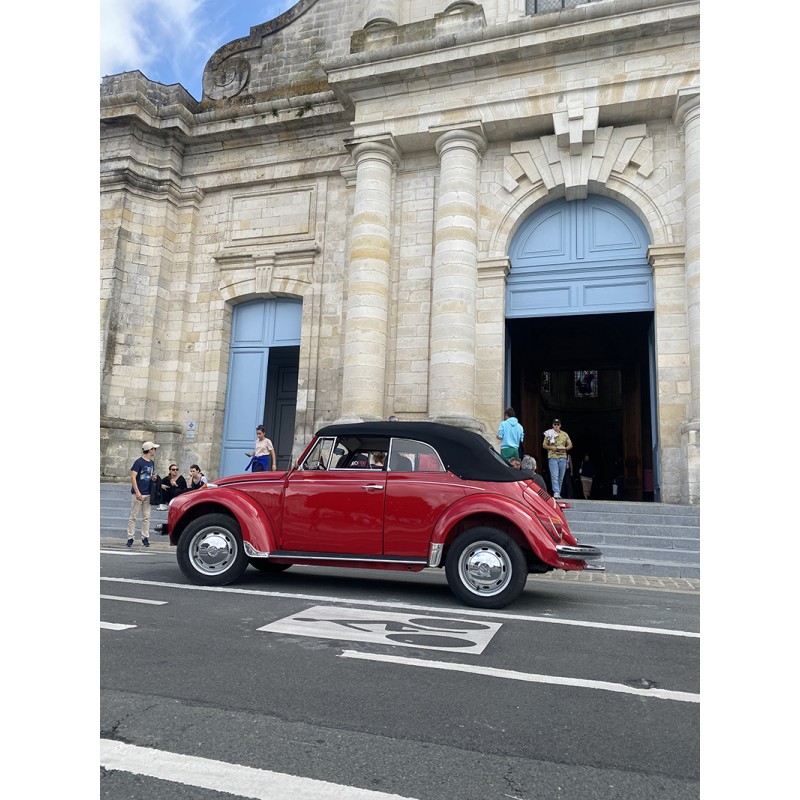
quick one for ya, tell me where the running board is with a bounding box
[244,544,427,567]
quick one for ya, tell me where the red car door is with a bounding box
[279,469,387,554]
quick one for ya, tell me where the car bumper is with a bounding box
[556,543,604,570]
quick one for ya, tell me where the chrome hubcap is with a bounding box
[188,528,237,575]
[458,540,512,596]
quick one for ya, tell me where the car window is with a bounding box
[388,439,445,472]
[331,437,390,469]
[300,437,335,470]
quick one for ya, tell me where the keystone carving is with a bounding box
[504,125,654,202]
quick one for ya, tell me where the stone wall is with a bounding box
[100,0,700,503]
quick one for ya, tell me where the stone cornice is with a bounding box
[477,257,510,283]
[100,166,205,207]
[674,86,700,127]
[647,244,686,268]
[326,0,699,94]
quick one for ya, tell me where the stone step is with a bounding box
[574,531,699,552]
[567,520,700,539]
[576,541,699,565]
[564,499,699,519]
[564,508,700,528]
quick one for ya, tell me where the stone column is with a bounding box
[428,126,486,430]
[364,0,399,28]
[339,137,399,422]
[648,244,691,505]
[675,87,700,503]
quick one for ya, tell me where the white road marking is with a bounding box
[102,576,699,639]
[100,550,153,557]
[339,650,700,704]
[100,595,168,605]
[259,605,501,653]
[100,622,137,631]
[100,739,419,800]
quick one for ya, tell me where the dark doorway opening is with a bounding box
[506,312,654,501]
[263,346,299,470]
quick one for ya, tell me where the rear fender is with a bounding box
[168,489,277,553]
[430,494,559,564]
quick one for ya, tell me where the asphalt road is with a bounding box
[100,548,700,800]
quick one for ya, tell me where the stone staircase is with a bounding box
[100,482,170,541]
[562,499,700,579]
[100,483,700,579]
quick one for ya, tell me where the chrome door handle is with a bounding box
[362,484,384,490]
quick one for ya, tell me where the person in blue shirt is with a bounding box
[127,441,158,547]
[497,407,524,463]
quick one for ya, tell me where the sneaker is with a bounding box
[154,523,165,534]
[126,538,134,548]
[157,504,168,511]
[142,537,150,547]
[553,493,562,500]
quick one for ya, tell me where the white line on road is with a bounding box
[100,739,419,800]
[339,650,700,704]
[101,576,699,638]
[100,622,137,631]
[100,594,168,605]
[100,550,154,557]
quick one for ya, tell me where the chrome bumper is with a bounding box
[556,543,604,565]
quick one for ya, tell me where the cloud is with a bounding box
[100,0,298,96]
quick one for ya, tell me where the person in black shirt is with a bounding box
[160,464,187,506]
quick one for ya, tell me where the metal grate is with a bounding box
[526,0,603,14]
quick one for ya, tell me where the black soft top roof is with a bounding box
[314,421,518,482]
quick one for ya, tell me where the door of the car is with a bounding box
[383,438,467,557]
[280,453,387,555]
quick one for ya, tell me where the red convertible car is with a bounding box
[165,422,603,608]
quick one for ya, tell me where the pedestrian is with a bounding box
[579,454,596,499]
[245,424,277,472]
[497,407,524,463]
[127,440,159,547]
[542,418,573,499]
[520,454,548,492]
[187,464,208,490]
[159,463,187,507]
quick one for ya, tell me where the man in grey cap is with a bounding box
[127,441,159,547]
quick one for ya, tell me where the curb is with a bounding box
[99,539,699,591]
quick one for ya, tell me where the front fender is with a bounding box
[168,488,277,553]
[430,493,560,564]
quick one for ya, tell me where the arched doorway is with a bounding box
[505,195,657,501]
[219,298,302,477]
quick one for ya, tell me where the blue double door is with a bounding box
[219,299,302,478]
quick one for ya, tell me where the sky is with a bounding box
[100,0,297,100]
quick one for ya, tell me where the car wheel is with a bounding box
[445,527,527,609]
[177,513,248,586]
[248,558,291,573]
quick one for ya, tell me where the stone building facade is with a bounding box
[100,0,700,504]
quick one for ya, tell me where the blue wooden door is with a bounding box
[219,299,302,477]
[506,195,653,318]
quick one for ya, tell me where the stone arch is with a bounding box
[483,127,681,260]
